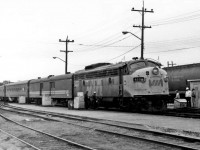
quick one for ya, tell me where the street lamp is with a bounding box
[122,31,141,40]
[122,31,144,59]
[53,57,66,63]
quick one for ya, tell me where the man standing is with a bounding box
[191,88,196,107]
[91,91,98,109]
[84,91,89,109]
[185,87,192,107]
[174,90,180,99]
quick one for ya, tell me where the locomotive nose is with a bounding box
[152,67,159,75]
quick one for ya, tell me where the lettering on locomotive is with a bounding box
[149,79,163,87]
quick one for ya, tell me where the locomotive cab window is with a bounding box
[129,62,146,72]
[147,61,160,68]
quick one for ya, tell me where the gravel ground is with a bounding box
[0,109,178,150]
[0,118,35,150]
[8,103,200,138]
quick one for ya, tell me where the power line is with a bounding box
[107,44,141,62]
[150,9,200,26]
[74,35,134,52]
[145,45,200,54]
[77,43,134,48]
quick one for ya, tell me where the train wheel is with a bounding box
[119,98,131,111]
[52,99,57,106]
[89,97,97,109]
[152,99,167,112]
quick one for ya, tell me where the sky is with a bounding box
[0,0,200,82]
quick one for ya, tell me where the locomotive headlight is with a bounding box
[152,67,159,75]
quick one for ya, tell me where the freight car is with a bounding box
[163,63,200,100]
[0,58,169,111]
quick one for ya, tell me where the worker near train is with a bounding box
[191,88,196,107]
[84,91,89,109]
[174,90,180,99]
[185,87,192,107]
[91,91,98,109]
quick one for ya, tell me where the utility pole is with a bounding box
[59,36,74,74]
[131,1,153,59]
[167,61,176,67]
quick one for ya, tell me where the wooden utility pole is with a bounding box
[167,61,176,67]
[131,1,153,59]
[59,36,74,74]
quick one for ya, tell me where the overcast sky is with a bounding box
[0,0,200,82]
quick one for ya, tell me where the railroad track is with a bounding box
[0,113,97,150]
[0,128,37,150]
[1,104,200,149]
[164,111,200,118]
[2,101,200,119]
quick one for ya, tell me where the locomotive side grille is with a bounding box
[75,68,119,80]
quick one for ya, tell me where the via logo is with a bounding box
[149,79,163,87]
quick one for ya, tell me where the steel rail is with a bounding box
[3,104,200,143]
[164,112,200,118]
[95,129,199,150]
[0,113,97,150]
[1,106,200,150]
[3,104,144,126]
[0,128,41,150]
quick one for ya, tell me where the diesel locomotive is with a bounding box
[0,58,169,111]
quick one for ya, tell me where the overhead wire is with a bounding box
[61,8,200,63]
[145,45,200,54]
[73,9,200,55]
[74,29,141,52]
[107,44,141,62]
[145,34,200,49]
[150,9,200,26]
[73,8,134,40]
[74,35,132,52]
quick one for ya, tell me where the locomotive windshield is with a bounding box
[147,61,161,68]
[128,60,161,73]
[129,62,146,72]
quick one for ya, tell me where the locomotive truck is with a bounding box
[0,58,169,111]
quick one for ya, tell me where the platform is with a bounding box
[7,103,200,136]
